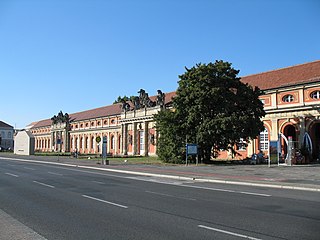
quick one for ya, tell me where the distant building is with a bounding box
[29,60,320,162]
[14,130,35,155]
[0,121,14,150]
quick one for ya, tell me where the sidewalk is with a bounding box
[1,153,320,192]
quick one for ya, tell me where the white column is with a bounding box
[123,124,128,155]
[133,122,138,155]
[77,135,80,151]
[115,133,118,155]
[88,135,91,153]
[144,121,149,156]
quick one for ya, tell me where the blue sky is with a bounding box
[0,0,319,128]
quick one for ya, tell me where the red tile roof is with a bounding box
[31,61,320,129]
[32,92,179,129]
[32,103,123,128]
[241,60,320,90]
[31,119,51,129]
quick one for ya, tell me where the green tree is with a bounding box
[155,60,265,163]
[154,109,185,163]
[113,95,132,104]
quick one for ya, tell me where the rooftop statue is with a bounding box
[156,89,165,108]
[131,96,141,110]
[137,89,155,109]
[120,99,131,112]
[129,89,164,110]
[51,111,70,124]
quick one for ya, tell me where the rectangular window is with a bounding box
[259,129,269,150]
[140,132,144,151]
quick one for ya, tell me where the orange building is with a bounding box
[29,60,320,162]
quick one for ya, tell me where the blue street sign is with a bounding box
[186,144,198,155]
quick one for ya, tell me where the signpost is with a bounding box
[269,141,278,167]
[96,136,101,162]
[186,144,198,166]
[57,138,61,161]
[102,136,108,165]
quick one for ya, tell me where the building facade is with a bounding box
[29,60,320,162]
[0,121,14,150]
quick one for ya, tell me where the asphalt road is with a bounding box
[0,158,319,240]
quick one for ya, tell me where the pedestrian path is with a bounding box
[0,209,47,240]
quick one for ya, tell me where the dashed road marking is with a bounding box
[5,172,19,177]
[33,181,55,188]
[198,225,262,240]
[146,190,196,201]
[82,194,128,209]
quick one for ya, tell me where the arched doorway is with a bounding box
[309,122,320,161]
[284,125,296,141]
[282,124,297,156]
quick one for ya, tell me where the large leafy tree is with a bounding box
[155,60,265,163]
[154,110,185,163]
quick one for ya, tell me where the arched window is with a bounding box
[310,90,320,99]
[80,137,83,149]
[282,94,294,102]
[111,136,115,149]
[259,129,269,150]
[85,137,89,149]
[91,136,94,149]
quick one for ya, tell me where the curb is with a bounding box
[2,157,320,192]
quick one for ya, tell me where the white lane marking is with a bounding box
[48,171,63,176]
[184,185,271,197]
[146,190,196,201]
[184,185,236,193]
[82,194,128,209]
[5,172,19,177]
[126,176,188,185]
[198,225,262,240]
[7,164,16,167]
[24,167,35,170]
[91,180,105,184]
[43,166,271,197]
[240,191,271,197]
[0,157,273,196]
[33,181,55,188]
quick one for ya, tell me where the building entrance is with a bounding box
[283,125,297,156]
[309,122,320,161]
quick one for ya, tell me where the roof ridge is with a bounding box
[241,60,320,78]
[69,103,121,116]
[0,121,13,128]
